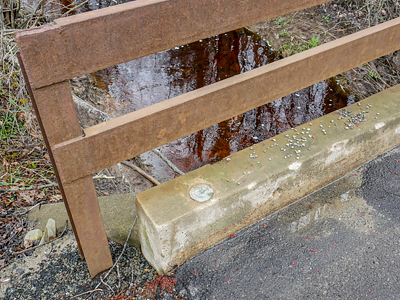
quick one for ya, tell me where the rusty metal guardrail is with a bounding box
[15,0,400,278]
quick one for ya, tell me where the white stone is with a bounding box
[24,229,43,243]
[39,218,57,245]
[46,218,57,240]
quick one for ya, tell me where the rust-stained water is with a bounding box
[89,29,354,173]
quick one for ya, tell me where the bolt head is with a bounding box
[189,184,214,202]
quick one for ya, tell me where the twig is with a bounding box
[121,161,160,186]
[118,163,133,193]
[3,218,24,244]
[86,216,138,299]
[116,263,121,290]
[11,0,15,28]
[23,0,45,29]
[93,175,115,180]
[101,277,115,295]
[73,93,185,176]
[71,289,104,299]
[60,0,90,17]
[152,148,185,175]
[104,168,120,193]
[18,201,42,215]
[0,0,5,61]
[1,29,24,36]
[12,220,69,255]
[72,93,112,121]
[0,182,57,192]
[0,175,113,192]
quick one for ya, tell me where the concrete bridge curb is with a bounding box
[136,84,400,274]
[29,193,139,248]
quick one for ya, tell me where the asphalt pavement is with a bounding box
[168,144,400,300]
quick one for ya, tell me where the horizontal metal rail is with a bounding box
[16,0,332,89]
[51,16,400,184]
[15,0,400,278]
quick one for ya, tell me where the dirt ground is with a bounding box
[246,3,400,100]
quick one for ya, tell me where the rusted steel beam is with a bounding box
[15,0,332,89]
[17,56,84,256]
[17,53,113,278]
[62,177,114,278]
[51,17,400,184]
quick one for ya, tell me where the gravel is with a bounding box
[1,232,181,300]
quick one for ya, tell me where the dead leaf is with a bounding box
[18,192,35,205]
[18,112,26,121]
[36,191,45,199]
[50,194,62,202]
[2,158,9,168]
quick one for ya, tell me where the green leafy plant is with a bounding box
[280,35,321,57]
[279,29,289,37]
[274,17,290,29]
[308,35,321,48]
[274,17,285,28]
[322,15,330,22]
[0,106,26,140]
[369,70,381,79]
[297,35,320,52]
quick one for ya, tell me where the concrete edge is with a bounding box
[28,193,139,248]
[136,84,400,274]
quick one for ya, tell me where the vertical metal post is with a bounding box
[17,52,113,278]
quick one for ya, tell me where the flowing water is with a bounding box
[87,28,355,173]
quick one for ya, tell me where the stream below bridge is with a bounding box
[83,28,355,174]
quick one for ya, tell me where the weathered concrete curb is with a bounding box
[29,193,139,248]
[136,84,400,274]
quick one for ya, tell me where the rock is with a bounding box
[39,218,57,245]
[24,229,43,247]
[45,218,56,240]
[393,55,400,71]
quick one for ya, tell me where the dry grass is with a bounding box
[0,0,88,194]
[336,0,400,27]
